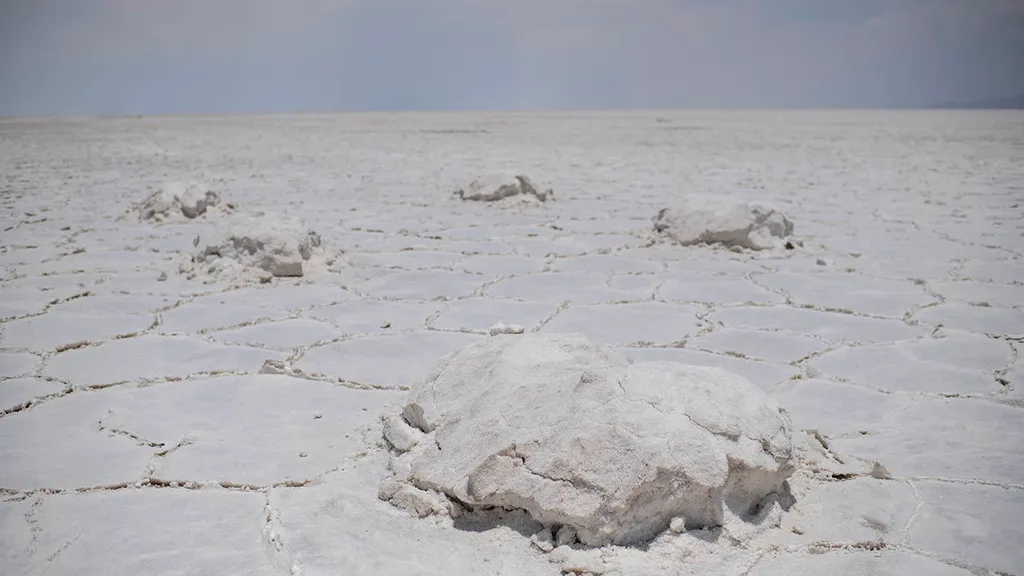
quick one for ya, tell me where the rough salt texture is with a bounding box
[1,111,1020,576]
[654,196,795,250]
[454,173,553,203]
[130,182,231,221]
[186,217,332,281]
[381,333,795,546]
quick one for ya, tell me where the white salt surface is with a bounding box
[0,110,1022,575]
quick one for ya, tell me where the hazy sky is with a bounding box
[1,0,1022,116]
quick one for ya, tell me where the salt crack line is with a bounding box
[262,489,304,576]
[0,369,284,421]
[906,476,1024,491]
[900,478,924,547]
[97,422,165,448]
[901,544,1016,576]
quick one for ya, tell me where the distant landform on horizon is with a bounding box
[933,94,1024,109]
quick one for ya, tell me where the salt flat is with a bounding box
[0,110,1022,575]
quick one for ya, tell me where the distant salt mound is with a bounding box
[379,333,795,548]
[182,216,333,283]
[454,173,553,204]
[130,182,233,221]
[654,196,794,250]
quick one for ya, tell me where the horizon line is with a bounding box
[3,104,1021,122]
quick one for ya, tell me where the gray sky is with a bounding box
[1,0,1022,116]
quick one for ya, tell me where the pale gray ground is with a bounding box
[0,110,1021,575]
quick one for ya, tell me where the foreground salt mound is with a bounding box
[130,182,232,221]
[184,217,331,282]
[380,333,795,547]
[654,196,794,250]
[454,173,553,203]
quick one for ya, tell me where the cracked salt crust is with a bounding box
[0,110,1022,576]
[621,347,801,391]
[429,298,557,334]
[539,302,703,345]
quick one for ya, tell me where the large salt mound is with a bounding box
[380,333,795,547]
[654,196,794,250]
[184,217,331,283]
[130,182,232,221]
[454,173,553,203]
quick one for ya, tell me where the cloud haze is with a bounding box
[0,0,1021,115]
